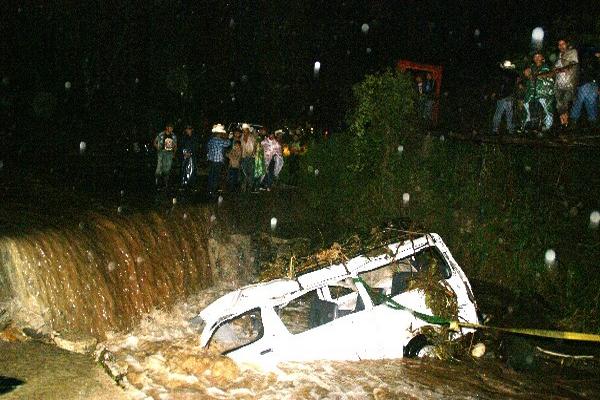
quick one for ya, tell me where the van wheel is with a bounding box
[404,334,430,358]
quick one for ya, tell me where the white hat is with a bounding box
[212,123,226,133]
[500,60,516,69]
[241,123,250,130]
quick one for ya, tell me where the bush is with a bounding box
[298,71,600,333]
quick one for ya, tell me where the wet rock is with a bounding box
[96,346,129,381]
[53,332,97,354]
[0,324,26,342]
[22,327,52,342]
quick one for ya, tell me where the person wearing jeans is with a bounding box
[492,61,517,134]
[570,51,599,126]
[523,53,555,132]
[205,124,231,199]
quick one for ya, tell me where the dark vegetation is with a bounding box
[296,70,600,333]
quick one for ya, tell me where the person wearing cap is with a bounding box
[491,60,517,135]
[240,123,256,192]
[179,124,199,189]
[206,123,231,198]
[153,122,177,190]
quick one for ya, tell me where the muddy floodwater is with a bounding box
[93,287,600,400]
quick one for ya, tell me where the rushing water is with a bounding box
[98,286,600,400]
[0,208,213,337]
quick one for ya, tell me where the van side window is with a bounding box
[211,308,263,355]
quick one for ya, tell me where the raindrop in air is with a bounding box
[210,214,216,223]
[135,77,139,84]
[440,135,445,142]
[270,217,277,231]
[241,74,248,83]
[117,206,123,213]
[402,193,410,205]
[231,96,236,102]
[65,81,72,89]
[524,165,531,172]
[172,197,177,205]
[183,213,188,220]
[531,27,544,42]
[307,165,314,173]
[133,142,140,153]
[548,53,557,63]
[229,18,235,28]
[474,28,480,37]
[2,77,9,86]
[136,256,144,264]
[589,211,600,229]
[314,169,319,176]
[120,189,125,197]
[230,81,235,88]
[366,47,372,54]
[0,160,3,171]
[361,23,369,34]
[218,195,223,205]
[107,262,116,272]
[79,141,87,154]
[397,145,404,153]
[309,105,314,112]
[313,61,321,77]
[544,249,556,266]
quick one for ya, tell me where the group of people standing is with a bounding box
[492,37,599,135]
[153,121,303,199]
[206,123,286,198]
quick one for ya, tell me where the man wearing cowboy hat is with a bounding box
[240,123,256,192]
[206,123,231,199]
[491,60,517,135]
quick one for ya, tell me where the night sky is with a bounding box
[1,1,598,151]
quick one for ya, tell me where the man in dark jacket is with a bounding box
[492,61,517,134]
[179,124,199,189]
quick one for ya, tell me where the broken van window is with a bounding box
[212,308,263,355]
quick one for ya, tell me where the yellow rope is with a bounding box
[454,322,600,343]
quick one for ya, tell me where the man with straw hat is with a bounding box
[206,123,231,199]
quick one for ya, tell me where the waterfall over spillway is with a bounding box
[0,208,213,338]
